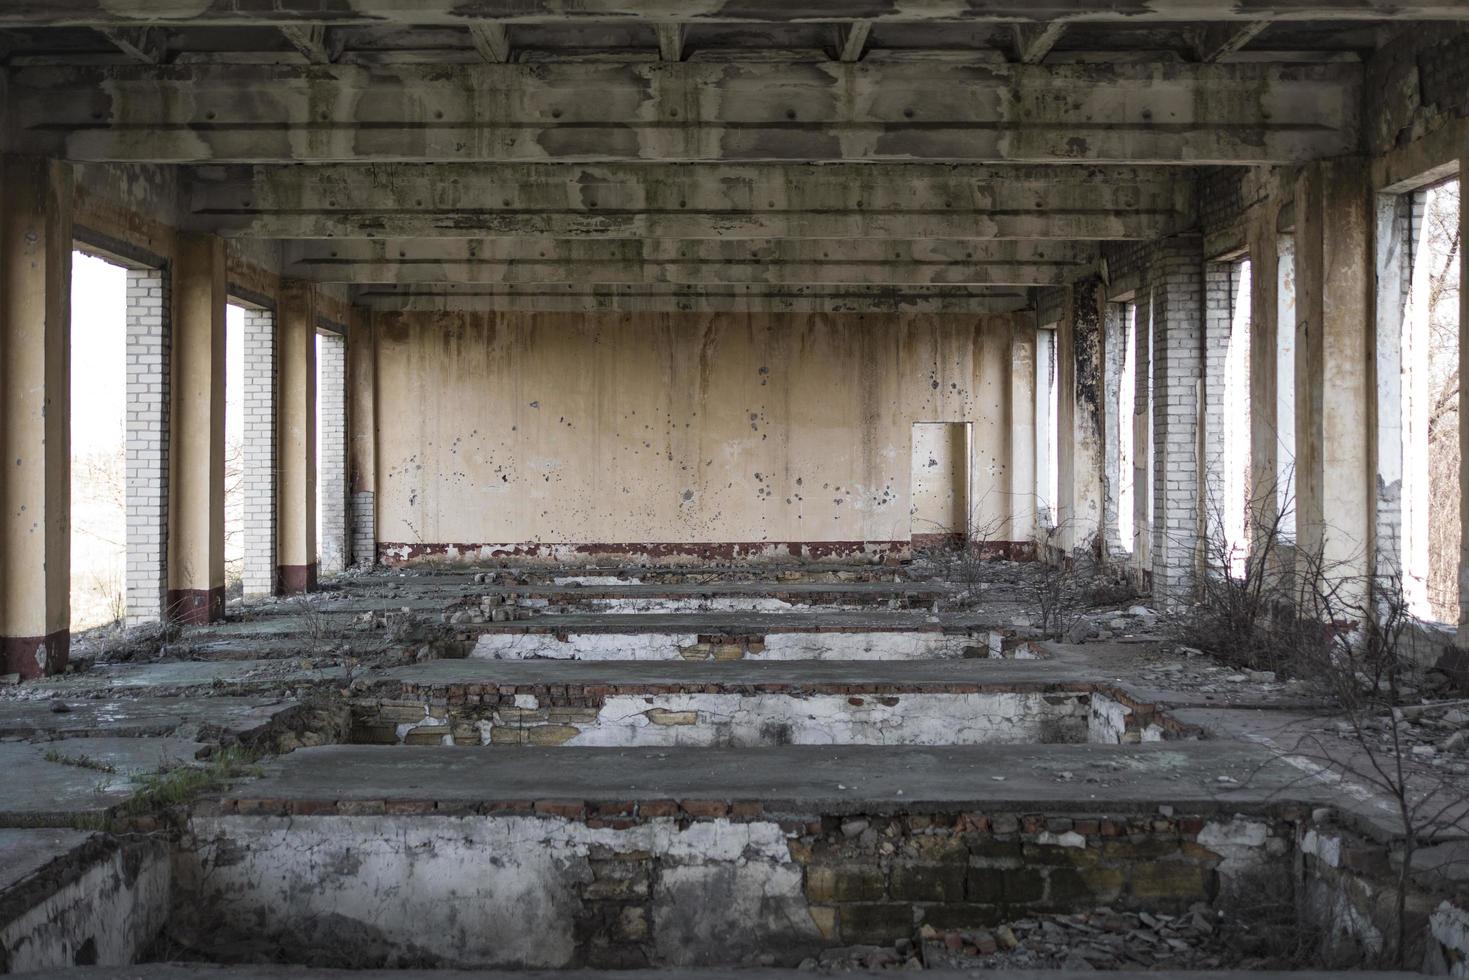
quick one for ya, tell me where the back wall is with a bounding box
[373,309,1035,562]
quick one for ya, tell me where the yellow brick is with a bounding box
[646,709,698,726]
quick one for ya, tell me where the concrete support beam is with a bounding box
[1294,158,1373,603]
[0,156,73,679]
[276,281,318,594]
[166,233,227,625]
[278,25,337,64]
[7,2,1465,27]
[1057,280,1105,554]
[467,23,511,63]
[97,27,165,63]
[1012,22,1067,64]
[347,310,377,567]
[1192,21,1273,63]
[186,163,1192,242]
[835,22,872,63]
[352,284,1033,316]
[654,23,685,62]
[283,238,1091,286]
[11,61,1361,165]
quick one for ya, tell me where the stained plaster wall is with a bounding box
[373,310,1035,560]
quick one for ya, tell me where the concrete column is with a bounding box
[974,322,1010,541]
[1057,280,1105,554]
[124,268,170,626]
[1009,320,1037,550]
[1459,156,1469,645]
[1248,228,1282,554]
[317,330,348,575]
[166,233,227,625]
[1295,159,1373,602]
[241,306,277,598]
[1101,303,1124,557]
[0,156,73,678]
[277,280,317,594]
[1149,236,1204,606]
[347,308,377,567]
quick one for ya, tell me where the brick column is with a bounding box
[317,331,348,575]
[277,281,318,594]
[241,306,277,598]
[1149,235,1205,606]
[0,156,73,678]
[124,268,170,626]
[166,233,227,625]
[347,309,377,566]
[1295,159,1373,604]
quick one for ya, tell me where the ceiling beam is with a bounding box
[97,26,165,64]
[655,23,685,62]
[352,284,1035,316]
[184,163,1193,241]
[14,60,1360,165]
[467,23,512,63]
[835,22,872,63]
[1192,20,1274,62]
[5,1,1465,27]
[283,238,1094,285]
[1011,22,1067,64]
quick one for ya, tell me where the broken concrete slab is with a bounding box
[0,737,206,827]
[0,696,301,742]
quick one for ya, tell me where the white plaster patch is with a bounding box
[0,841,170,974]
[1088,692,1134,744]
[1429,901,1469,977]
[470,630,968,661]
[546,692,1090,747]
[177,815,816,968]
[1300,828,1342,868]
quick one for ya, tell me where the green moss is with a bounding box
[118,747,264,817]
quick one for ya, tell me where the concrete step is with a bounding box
[467,610,991,661]
[206,741,1316,817]
[350,658,1184,748]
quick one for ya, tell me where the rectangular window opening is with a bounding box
[1035,325,1060,528]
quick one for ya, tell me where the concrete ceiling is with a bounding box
[5,6,1461,314]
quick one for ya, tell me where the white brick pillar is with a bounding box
[124,268,169,626]
[242,307,277,598]
[317,331,348,575]
[1150,236,1205,605]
